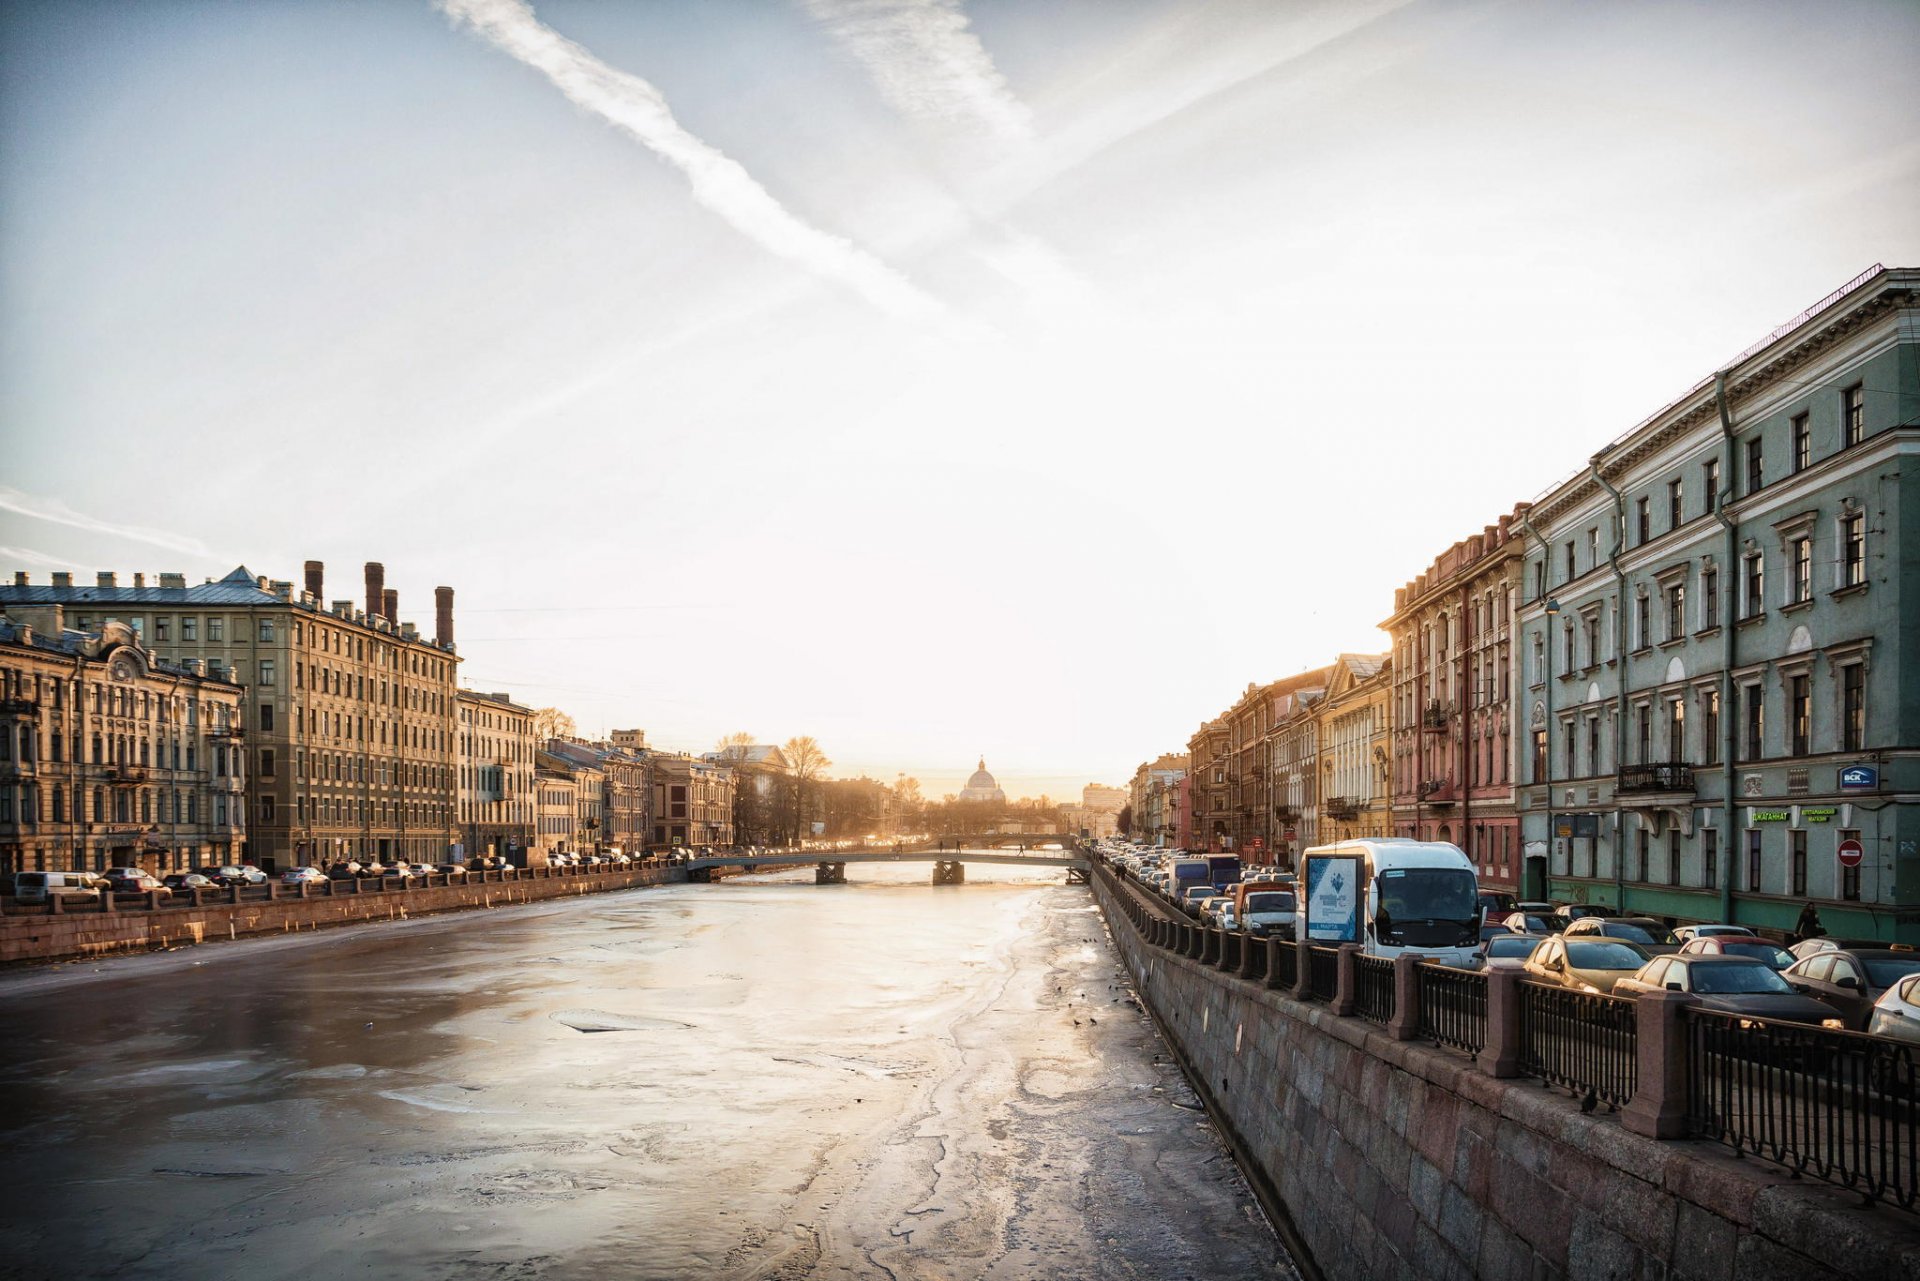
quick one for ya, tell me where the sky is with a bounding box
[3,0,1917,802]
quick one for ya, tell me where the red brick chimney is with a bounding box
[435,586,454,648]
[382,588,398,624]
[364,562,384,620]
[304,560,324,600]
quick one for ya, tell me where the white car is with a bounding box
[1867,973,1920,1044]
[1672,923,1757,944]
[280,866,328,887]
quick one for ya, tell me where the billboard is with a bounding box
[1304,854,1363,944]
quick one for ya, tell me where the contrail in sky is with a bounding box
[799,0,1034,144]
[0,487,214,559]
[436,0,946,323]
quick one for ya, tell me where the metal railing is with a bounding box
[1519,982,1637,1111]
[1617,762,1696,794]
[1307,946,1340,1002]
[1685,1009,1916,1211]
[1354,955,1395,1025]
[1418,964,1487,1057]
[1271,941,1298,990]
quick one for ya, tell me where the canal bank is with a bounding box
[0,860,1297,1280]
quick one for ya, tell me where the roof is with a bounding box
[0,619,241,686]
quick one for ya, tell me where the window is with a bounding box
[1563,541,1576,581]
[1665,581,1685,642]
[1839,828,1862,901]
[1667,698,1684,760]
[1637,828,1649,882]
[1583,613,1599,667]
[154,618,171,642]
[1586,716,1601,775]
[1635,496,1651,544]
[1561,619,1575,672]
[1532,560,1545,601]
[1531,729,1547,783]
[1791,412,1811,473]
[1840,511,1865,587]
[1789,537,1811,603]
[1790,674,1810,756]
[1668,831,1681,886]
[1701,565,1718,629]
[1703,828,1718,889]
[182,618,197,641]
[260,795,275,823]
[1632,594,1649,650]
[259,619,275,642]
[1587,527,1599,568]
[1745,437,1764,493]
[1742,684,1764,760]
[1790,830,1807,897]
[1841,383,1864,447]
[1668,478,1683,529]
[1704,459,1720,511]
[1746,830,1763,892]
[1635,705,1650,764]
[1841,664,1864,752]
[260,748,275,778]
[259,659,276,687]
[1742,552,1764,618]
[208,617,224,642]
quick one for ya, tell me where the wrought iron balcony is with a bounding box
[1323,796,1361,820]
[1616,763,1696,796]
[103,765,148,784]
[1421,702,1451,732]
[1417,778,1456,805]
[1273,804,1300,822]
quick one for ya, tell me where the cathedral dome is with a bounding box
[966,759,996,790]
[959,758,1005,804]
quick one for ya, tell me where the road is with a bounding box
[0,861,1297,1280]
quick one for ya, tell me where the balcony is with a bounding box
[1273,804,1300,823]
[1323,796,1361,821]
[208,726,244,739]
[103,765,149,785]
[0,698,38,716]
[1616,762,1696,800]
[1421,702,1451,732]
[1417,778,1456,805]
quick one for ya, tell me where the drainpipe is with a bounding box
[1517,512,1555,900]
[1589,453,1630,911]
[1459,581,1473,865]
[1713,373,1741,924]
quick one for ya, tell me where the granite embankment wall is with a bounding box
[1089,864,1920,1281]
[1,864,686,964]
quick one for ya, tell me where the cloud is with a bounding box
[0,545,77,572]
[799,0,1034,144]
[436,0,948,323]
[0,486,215,558]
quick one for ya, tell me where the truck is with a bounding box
[1168,858,1213,897]
[1233,882,1297,940]
[1297,839,1480,967]
[1205,855,1242,891]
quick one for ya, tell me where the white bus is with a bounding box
[1298,839,1481,967]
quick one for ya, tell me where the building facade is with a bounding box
[456,689,536,864]
[1313,654,1393,845]
[1385,511,1529,892]
[1129,753,1188,847]
[1514,266,1917,940]
[0,560,460,870]
[0,612,247,874]
[650,755,735,849]
[1186,718,1230,851]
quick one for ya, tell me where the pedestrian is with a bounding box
[1792,900,1825,946]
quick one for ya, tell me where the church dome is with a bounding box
[960,758,1005,803]
[966,759,996,790]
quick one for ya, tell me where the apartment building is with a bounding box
[1313,654,1393,845]
[0,612,247,874]
[456,689,536,864]
[1514,266,1917,941]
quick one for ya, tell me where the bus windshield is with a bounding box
[1376,868,1478,922]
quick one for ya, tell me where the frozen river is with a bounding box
[0,860,1297,1280]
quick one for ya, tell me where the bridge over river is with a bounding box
[686,847,1091,884]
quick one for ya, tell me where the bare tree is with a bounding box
[782,736,832,843]
[714,732,764,844]
[713,731,755,763]
[533,707,577,744]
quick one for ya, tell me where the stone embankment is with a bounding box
[1088,861,1920,1281]
[1,863,685,964]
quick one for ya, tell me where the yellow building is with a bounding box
[1313,653,1393,843]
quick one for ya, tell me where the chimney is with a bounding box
[134,573,146,588]
[51,572,71,588]
[11,572,24,587]
[97,572,116,588]
[382,588,397,624]
[331,600,352,617]
[435,586,454,648]
[159,573,185,589]
[305,560,324,600]
[364,561,384,620]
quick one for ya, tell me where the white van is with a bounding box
[1298,839,1481,967]
[14,871,104,904]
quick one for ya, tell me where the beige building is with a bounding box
[1128,753,1188,847]
[545,736,650,856]
[536,746,604,855]
[457,689,536,864]
[533,768,579,865]
[0,611,247,874]
[650,754,735,849]
[1313,654,1394,843]
[0,561,461,870]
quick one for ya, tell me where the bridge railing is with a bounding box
[1519,981,1637,1112]
[1354,955,1396,1025]
[1306,946,1341,1003]
[1416,964,1487,1058]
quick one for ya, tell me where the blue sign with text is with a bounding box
[1839,765,1878,790]
[1304,855,1362,943]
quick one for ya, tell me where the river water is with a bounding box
[0,860,1296,1280]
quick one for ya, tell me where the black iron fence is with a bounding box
[1307,946,1340,1002]
[1271,941,1298,990]
[1355,955,1396,1025]
[1418,964,1487,1057]
[1519,981,1637,1111]
[1685,1009,1916,1212]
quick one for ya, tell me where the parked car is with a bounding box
[161,872,216,894]
[1555,903,1613,925]
[280,866,328,887]
[1523,936,1651,994]
[1563,917,1681,954]
[325,862,366,880]
[206,865,266,887]
[1614,956,1845,1027]
[1477,934,1542,973]
[100,868,168,896]
[1503,913,1563,936]
[1866,973,1920,1044]
[1783,947,1920,1031]
[1198,896,1234,927]
[1678,936,1796,971]
[1179,885,1217,917]
[1789,935,1886,962]
[13,871,105,904]
[1671,923,1757,944]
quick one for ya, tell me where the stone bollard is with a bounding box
[298,882,311,899]
[1479,969,1524,1078]
[266,881,278,901]
[1291,939,1314,1001]
[51,892,64,916]
[100,889,116,915]
[1331,944,1359,1017]
[148,890,164,912]
[229,884,242,905]
[190,888,204,908]
[1387,954,1422,1041]
[1621,991,1698,1139]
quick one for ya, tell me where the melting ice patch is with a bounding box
[549,1010,694,1034]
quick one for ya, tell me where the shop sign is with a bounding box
[1839,765,1879,790]
[1800,807,1837,824]
[1751,810,1790,823]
